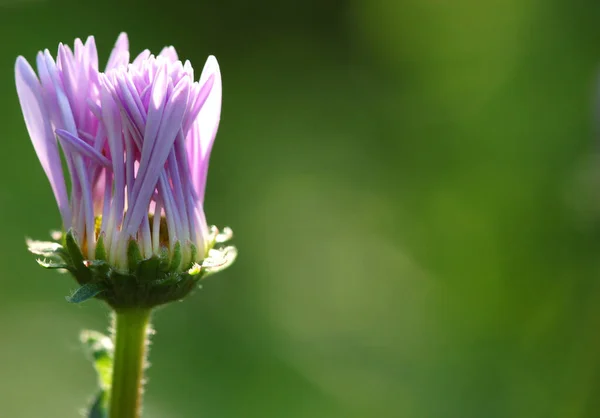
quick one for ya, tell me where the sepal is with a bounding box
[200,245,238,278]
[136,257,160,280]
[27,226,237,308]
[66,229,85,268]
[67,283,106,303]
[95,234,107,261]
[26,238,63,256]
[35,258,69,269]
[215,226,233,243]
[207,225,234,247]
[66,229,92,283]
[26,238,70,263]
[127,239,142,273]
[27,238,72,271]
[168,241,182,271]
[86,259,112,277]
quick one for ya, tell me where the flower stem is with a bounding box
[110,308,152,418]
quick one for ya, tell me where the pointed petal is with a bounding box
[125,72,190,235]
[159,46,178,62]
[99,74,125,241]
[43,49,77,132]
[191,55,221,202]
[84,36,99,70]
[55,129,111,167]
[106,32,129,71]
[15,56,70,225]
[132,49,151,67]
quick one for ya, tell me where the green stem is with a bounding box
[109,308,152,418]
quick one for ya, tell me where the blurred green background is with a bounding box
[2,0,600,417]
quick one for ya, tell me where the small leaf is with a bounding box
[81,330,113,418]
[66,283,105,303]
[88,390,108,418]
[80,330,113,390]
[201,245,238,277]
[127,239,142,273]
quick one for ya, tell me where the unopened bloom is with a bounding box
[16,34,235,307]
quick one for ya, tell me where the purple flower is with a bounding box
[15,33,222,272]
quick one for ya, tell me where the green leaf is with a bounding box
[66,283,105,303]
[80,330,113,390]
[81,330,113,418]
[88,391,108,418]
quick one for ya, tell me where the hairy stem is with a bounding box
[109,308,152,418]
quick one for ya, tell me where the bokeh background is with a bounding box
[2,0,600,417]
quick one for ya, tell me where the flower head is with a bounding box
[16,33,236,308]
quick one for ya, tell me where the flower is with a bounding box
[16,33,236,308]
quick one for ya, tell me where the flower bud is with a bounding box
[17,34,236,308]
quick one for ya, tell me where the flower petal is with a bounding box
[189,55,221,203]
[159,46,178,63]
[15,56,70,225]
[55,129,111,167]
[125,69,190,235]
[106,32,129,71]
